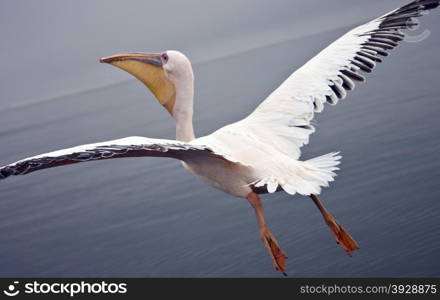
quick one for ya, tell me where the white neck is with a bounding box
[171,75,195,142]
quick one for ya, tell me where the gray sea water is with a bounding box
[0,0,439,277]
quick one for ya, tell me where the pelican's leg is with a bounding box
[247,192,288,275]
[310,194,359,255]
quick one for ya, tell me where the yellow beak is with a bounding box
[100,53,176,114]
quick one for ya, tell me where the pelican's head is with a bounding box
[100,50,193,115]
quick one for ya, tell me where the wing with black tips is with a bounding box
[237,0,439,159]
[0,136,233,179]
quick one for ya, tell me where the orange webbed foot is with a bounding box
[325,217,359,256]
[260,227,288,276]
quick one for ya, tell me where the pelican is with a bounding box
[1,0,439,275]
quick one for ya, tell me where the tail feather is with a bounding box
[284,152,341,195]
[306,152,342,169]
[252,152,341,196]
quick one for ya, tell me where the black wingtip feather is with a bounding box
[341,69,365,82]
[330,83,344,99]
[362,46,389,56]
[350,60,371,73]
[357,51,383,63]
[338,74,355,91]
[0,168,12,180]
[369,37,398,47]
[425,2,440,9]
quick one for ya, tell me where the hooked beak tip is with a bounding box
[99,56,111,63]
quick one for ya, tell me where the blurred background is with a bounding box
[0,0,439,277]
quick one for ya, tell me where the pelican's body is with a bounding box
[185,132,275,197]
[183,159,251,197]
[1,0,439,275]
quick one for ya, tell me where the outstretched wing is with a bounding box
[235,0,439,159]
[0,136,231,180]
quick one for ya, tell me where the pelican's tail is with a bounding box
[305,152,342,176]
[280,152,341,196]
[251,152,341,196]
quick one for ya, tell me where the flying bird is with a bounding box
[1,0,439,275]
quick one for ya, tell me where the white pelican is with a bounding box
[1,0,439,275]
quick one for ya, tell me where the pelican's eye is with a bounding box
[161,53,169,63]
